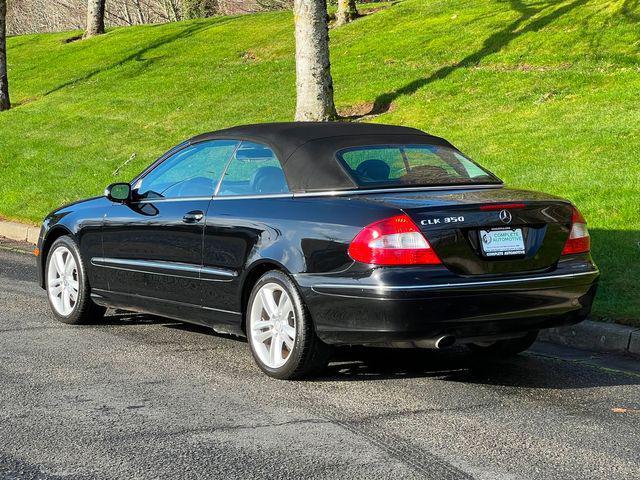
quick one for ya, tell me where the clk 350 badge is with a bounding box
[420,216,465,226]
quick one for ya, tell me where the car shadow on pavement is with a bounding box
[99,310,246,339]
[318,346,640,389]
[98,310,182,327]
[97,312,639,390]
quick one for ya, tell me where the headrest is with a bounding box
[250,166,288,194]
[355,159,391,182]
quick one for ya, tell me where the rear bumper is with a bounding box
[295,259,599,346]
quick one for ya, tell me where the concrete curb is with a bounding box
[539,320,640,356]
[0,219,39,245]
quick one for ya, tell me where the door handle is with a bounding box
[183,210,204,223]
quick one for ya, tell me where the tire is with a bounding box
[246,270,332,379]
[45,235,106,325]
[467,331,539,357]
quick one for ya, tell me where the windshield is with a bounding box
[337,144,502,188]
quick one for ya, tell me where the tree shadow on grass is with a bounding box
[19,18,234,106]
[621,0,640,21]
[587,228,640,322]
[347,0,588,119]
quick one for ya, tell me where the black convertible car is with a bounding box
[37,122,599,379]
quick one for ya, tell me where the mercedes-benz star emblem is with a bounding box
[499,209,512,224]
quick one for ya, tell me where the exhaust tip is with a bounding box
[435,335,456,349]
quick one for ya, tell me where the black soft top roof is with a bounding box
[189,122,455,192]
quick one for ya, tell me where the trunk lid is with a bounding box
[359,187,573,275]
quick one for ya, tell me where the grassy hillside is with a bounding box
[0,0,638,322]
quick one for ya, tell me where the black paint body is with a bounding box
[36,123,599,345]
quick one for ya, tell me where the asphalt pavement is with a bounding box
[1,238,639,480]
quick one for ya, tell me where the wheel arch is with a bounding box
[39,226,75,288]
[239,259,293,334]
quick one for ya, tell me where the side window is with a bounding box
[134,140,239,200]
[217,141,289,196]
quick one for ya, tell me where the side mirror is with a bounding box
[105,182,131,203]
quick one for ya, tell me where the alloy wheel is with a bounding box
[249,282,296,369]
[47,246,79,316]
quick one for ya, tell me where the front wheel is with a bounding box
[467,331,539,357]
[246,270,331,379]
[45,236,106,324]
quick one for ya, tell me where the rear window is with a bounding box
[337,145,501,188]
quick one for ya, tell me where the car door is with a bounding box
[201,141,292,334]
[98,139,240,314]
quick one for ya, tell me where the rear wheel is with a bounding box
[45,236,106,324]
[246,270,331,379]
[467,331,539,356]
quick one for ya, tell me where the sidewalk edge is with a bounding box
[539,320,640,356]
[0,219,39,245]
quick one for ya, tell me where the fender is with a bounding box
[37,196,111,289]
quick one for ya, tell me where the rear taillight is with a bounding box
[561,207,590,255]
[348,214,441,265]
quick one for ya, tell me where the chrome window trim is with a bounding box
[91,257,237,279]
[124,185,503,203]
[213,193,294,201]
[293,184,503,198]
[129,193,294,204]
[312,270,598,292]
[127,193,295,203]
[128,196,213,204]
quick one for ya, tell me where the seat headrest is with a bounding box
[250,166,287,194]
[355,159,391,182]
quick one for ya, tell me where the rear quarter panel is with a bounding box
[201,195,401,315]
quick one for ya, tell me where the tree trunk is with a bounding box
[84,0,106,38]
[335,0,357,26]
[293,0,336,121]
[0,0,9,111]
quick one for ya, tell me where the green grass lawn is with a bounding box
[0,0,638,323]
